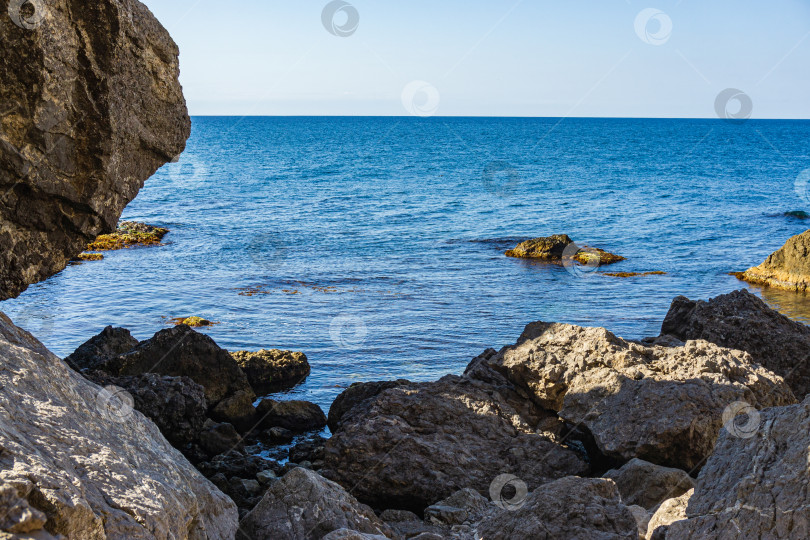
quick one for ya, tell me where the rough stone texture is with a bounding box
[475,477,638,540]
[322,375,588,510]
[0,481,48,535]
[85,372,207,448]
[63,326,139,372]
[238,468,394,540]
[0,313,237,539]
[424,488,493,527]
[603,458,695,510]
[231,349,311,395]
[476,321,795,470]
[627,505,651,540]
[737,229,810,292]
[646,489,692,540]
[0,0,190,300]
[661,289,810,398]
[101,325,256,427]
[504,235,625,265]
[327,380,408,432]
[198,420,242,457]
[668,396,810,539]
[256,399,327,432]
[321,530,389,540]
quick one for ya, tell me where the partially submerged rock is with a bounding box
[0,313,237,538]
[169,316,218,327]
[734,229,810,292]
[255,399,327,432]
[238,468,394,540]
[505,234,625,265]
[661,289,810,398]
[603,458,694,510]
[231,348,311,394]
[86,221,170,251]
[668,396,810,538]
[475,321,795,470]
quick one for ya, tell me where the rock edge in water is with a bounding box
[505,234,626,265]
[734,229,810,292]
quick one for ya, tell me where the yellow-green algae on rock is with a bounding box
[505,234,626,265]
[733,229,810,292]
[86,221,169,251]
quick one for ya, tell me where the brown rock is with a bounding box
[231,348,311,394]
[0,481,48,534]
[735,229,810,292]
[603,458,695,510]
[646,489,692,540]
[327,380,409,432]
[661,289,810,398]
[0,0,190,300]
[505,235,625,265]
[255,399,327,432]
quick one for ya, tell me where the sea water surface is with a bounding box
[4,117,810,411]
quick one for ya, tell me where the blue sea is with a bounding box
[4,117,810,411]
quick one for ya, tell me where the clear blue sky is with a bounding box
[141,0,810,118]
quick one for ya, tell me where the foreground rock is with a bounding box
[475,321,795,470]
[0,0,190,300]
[646,489,692,540]
[238,468,394,540]
[505,234,625,265]
[0,481,49,536]
[476,477,638,540]
[668,396,810,538]
[603,458,694,510]
[0,313,237,538]
[231,348,311,394]
[734,229,810,292]
[323,375,588,510]
[661,289,810,398]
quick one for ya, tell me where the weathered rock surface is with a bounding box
[476,321,795,470]
[661,289,810,398]
[475,477,638,540]
[326,380,409,432]
[0,313,237,538]
[603,458,695,510]
[505,234,625,265]
[646,489,692,540]
[64,326,138,373]
[231,349,311,394]
[0,481,48,535]
[101,325,256,428]
[668,396,810,539]
[238,468,394,540]
[323,375,588,510]
[0,0,190,300]
[735,229,810,292]
[256,399,327,432]
[198,419,242,457]
[321,530,389,540]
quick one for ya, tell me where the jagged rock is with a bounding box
[603,458,695,510]
[646,489,692,540]
[197,450,280,483]
[476,321,795,470]
[475,477,638,540]
[101,325,256,428]
[0,313,237,538]
[231,349,311,394]
[661,289,810,398]
[327,380,409,432]
[289,435,327,466]
[424,488,493,526]
[381,509,445,539]
[668,396,810,538]
[85,372,207,448]
[0,481,48,535]
[0,0,190,300]
[322,375,588,510]
[238,468,394,540]
[322,530,389,540]
[735,229,810,292]
[63,326,138,372]
[256,399,327,432]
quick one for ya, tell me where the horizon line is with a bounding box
[187,115,810,121]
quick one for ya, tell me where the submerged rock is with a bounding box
[0,0,190,300]
[475,321,795,470]
[0,313,237,538]
[661,289,810,398]
[603,458,695,510]
[505,234,625,265]
[735,229,810,292]
[322,375,588,510]
[231,348,311,394]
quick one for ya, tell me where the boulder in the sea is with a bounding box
[505,234,625,265]
[668,396,810,538]
[231,348,312,394]
[64,326,139,372]
[476,321,795,470]
[238,468,394,540]
[661,289,810,398]
[735,229,810,292]
[0,313,237,537]
[0,0,190,301]
[603,458,695,510]
[255,398,327,432]
[322,375,589,510]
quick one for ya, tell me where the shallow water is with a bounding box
[4,117,810,411]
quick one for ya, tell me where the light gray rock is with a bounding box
[603,458,695,510]
[627,505,651,539]
[0,313,237,538]
[645,489,692,540]
[321,530,390,540]
[238,468,394,540]
[0,481,47,535]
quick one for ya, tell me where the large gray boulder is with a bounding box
[603,458,695,510]
[0,313,237,538]
[0,0,190,300]
[661,289,810,398]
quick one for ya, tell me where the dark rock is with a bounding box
[424,488,493,526]
[231,349,311,394]
[661,289,810,398]
[260,426,294,444]
[0,0,190,300]
[198,420,242,457]
[327,380,409,432]
[289,435,327,464]
[64,326,138,372]
[255,399,327,432]
[197,450,280,481]
[210,388,256,433]
[603,458,695,510]
[504,234,625,265]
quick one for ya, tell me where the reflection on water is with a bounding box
[744,282,810,325]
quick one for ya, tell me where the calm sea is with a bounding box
[4,117,810,410]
